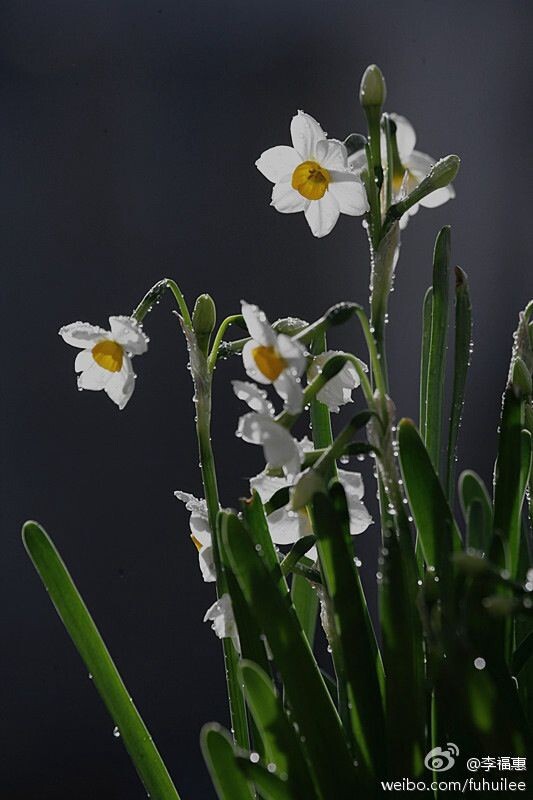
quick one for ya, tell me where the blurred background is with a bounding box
[2,1,532,797]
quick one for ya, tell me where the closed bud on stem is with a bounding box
[390,155,460,220]
[192,293,217,355]
[359,64,387,109]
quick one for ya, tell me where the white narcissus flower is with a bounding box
[308,350,367,413]
[251,467,372,560]
[256,111,369,238]
[174,491,216,583]
[232,380,275,416]
[204,593,241,654]
[59,316,148,409]
[241,301,306,414]
[237,412,301,481]
[350,113,455,228]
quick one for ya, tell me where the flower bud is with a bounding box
[192,293,217,355]
[392,155,460,219]
[359,64,387,109]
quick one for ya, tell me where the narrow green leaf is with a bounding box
[240,661,318,800]
[424,226,451,473]
[459,470,493,551]
[493,389,529,578]
[237,758,292,800]
[241,492,287,592]
[398,419,462,576]
[466,500,487,553]
[290,575,319,646]
[379,525,426,778]
[513,630,533,676]
[222,513,360,798]
[312,485,384,780]
[22,521,181,800]
[280,537,316,577]
[201,724,255,800]
[445,267,472,502]
[419,286,432,438]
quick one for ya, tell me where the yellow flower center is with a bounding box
[252,345,287,381]
[191,534,203,552]
[92,339,124,372]
[292,160,330,201]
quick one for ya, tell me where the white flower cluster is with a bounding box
[176,300,372,649]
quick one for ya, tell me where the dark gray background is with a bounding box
[2,1,532,797]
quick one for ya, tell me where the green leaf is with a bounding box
[379,525,426,778]
[280,536,316,577]
[424,226,451,474]
[419,286,432,439]
[290,574,319,646]
[241,492,287,592]
[312,485,384,780]
[398,419,462,577]
[22,521,181,800]
[237,758,292,800]
[513,630,533,676]
[459,470,493,553]
[222,512,360,798]
[445,267,472,502]
[201,724,255,800]
[493,390,529,578]
[240,661,318,800]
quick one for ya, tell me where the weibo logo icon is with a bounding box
[424,743,459,772]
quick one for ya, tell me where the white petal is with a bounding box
[271,180,308,213]
[267,507,312,545]
[296,436,314,458]
[237,413,301,479]
[256,145,301,183]
[338,469,373,535]
[250,471,289,503]
[74,350,93,372]
[104,356,135,409]
[389,113,416,161]
[232,380,275,415]
[347,150,368,175]
[109,316,149,355]
[315,139,348,171]
[290,110,326,160]
[276,334,307,376]
[174,491,212,546]
[328,177,369,216]
[198,544,216,583]
[274,371,304,414]
[419,185,455,209]
[304,191,340,238]
[242,340,271,385]
[310,351,362,413]
[77,361,114,391]
[241,302,277,347]
[59,321,108,349]
[204,594,240,654]
[405,149,434,178]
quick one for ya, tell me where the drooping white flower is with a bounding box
[252,467,372,560]
[308,350,367,413]
[256,111,369,238]
[237,412,301,480]
[204,593,241,654]
[174,491,216,583]
[350,113,455,228]
[241,301,307,414]
[59,316,148,409]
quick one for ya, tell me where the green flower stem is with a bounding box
[132,278,192,327]
[208,315,244,372]
[355,307,388,401]
[275,355,349,428]
[193,363,249,750]
[363,144,382,249]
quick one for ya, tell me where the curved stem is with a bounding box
[133,278,192,327]
[207,314,243,372]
